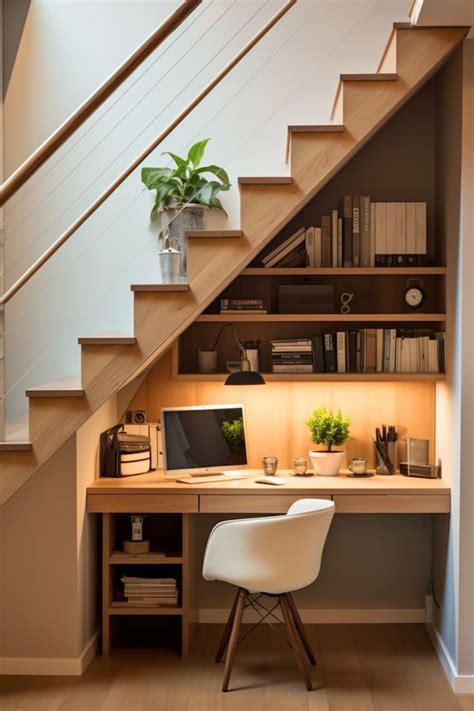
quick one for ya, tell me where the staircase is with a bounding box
[0,24,467,506]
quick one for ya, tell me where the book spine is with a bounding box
[336,331,346,373]
[337,217,343,268]
[343,195,352,267]
[415,202,427,261]
[272,364,314,373]
[359,196,371,268]
[314,227,322,268]
[321,215,332,268]
[312,335,325,373]
[389,329,397,373]
[375,202,387,266]
[383,329,391,372]
[323,332,336,372]
[406,202,417,266]
[305,227,314,267]
[394,202,407,266]
[332,210,339,268]
[369,202,376,268]
[352,195,360,267]
[348,331,357,373]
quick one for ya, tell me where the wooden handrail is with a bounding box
[0,0,297,305]
[0,0,202,206]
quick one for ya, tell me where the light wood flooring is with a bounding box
[0,624,473,710]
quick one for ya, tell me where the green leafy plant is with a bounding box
[305,407,350,452]
[221,417,244,445]
[141,138,231,219]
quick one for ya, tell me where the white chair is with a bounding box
[202,498,335,691]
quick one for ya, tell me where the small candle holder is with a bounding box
[262,456,278,476]
[293,457,311,477]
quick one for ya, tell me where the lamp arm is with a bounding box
[210,322,248,362]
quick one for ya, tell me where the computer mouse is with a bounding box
[254,476,286,486]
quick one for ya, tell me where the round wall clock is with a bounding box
[404,279,425,310]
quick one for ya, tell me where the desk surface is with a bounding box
[87,470,449,496]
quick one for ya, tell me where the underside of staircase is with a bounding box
[0,24,467,506]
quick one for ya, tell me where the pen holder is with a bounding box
[375,441,398,475]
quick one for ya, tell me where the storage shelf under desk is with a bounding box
[90,473,450,657]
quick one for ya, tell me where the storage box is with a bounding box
[278,285,334,314]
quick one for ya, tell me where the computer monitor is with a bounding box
[161,404,248,476]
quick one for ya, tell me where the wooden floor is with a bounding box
[0,624,473,710]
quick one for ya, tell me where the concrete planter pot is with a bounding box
[161,203,208,277]
[309,450,345,477]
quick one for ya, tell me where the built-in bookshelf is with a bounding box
[102,512,191,654]
[173,77,449,384]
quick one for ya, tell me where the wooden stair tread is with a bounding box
[26,376,84,398]
[78,333,136,345]
[186,230,243,238]
[0,442,33,452]
[238,176,292,185]
[288,124,344,133]
[131,283,190,292]
[340,73,398,81]
[393,22,470,30]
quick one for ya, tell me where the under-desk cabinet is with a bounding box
[101,512,194,657]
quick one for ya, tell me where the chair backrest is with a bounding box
[202,498,335,595]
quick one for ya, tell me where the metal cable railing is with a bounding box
[0,0,297,305]
[0,0,202,206]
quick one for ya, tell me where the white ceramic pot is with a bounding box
[309,450,345,477]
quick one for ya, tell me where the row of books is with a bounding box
[121,576,179,606]
[220,298,267,314]
[271,332,445,374]
[271,338,313,373]
[261,198,428,269]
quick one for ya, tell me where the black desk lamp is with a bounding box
[210,323,265,385]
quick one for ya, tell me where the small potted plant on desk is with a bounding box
[141,138,231,278]
[306,407,351,476]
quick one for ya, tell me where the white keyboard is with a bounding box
[177,473,248,484]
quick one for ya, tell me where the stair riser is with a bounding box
[396,27,467,85]
[81,344,141,387]
[28,398,91,457]
[289,131,353,184]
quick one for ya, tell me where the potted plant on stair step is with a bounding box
[306,407,351,476]
[141,138,231,278]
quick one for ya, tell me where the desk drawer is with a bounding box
[199,494,331,514]
[87,493,199,513]
[333,494,450,514]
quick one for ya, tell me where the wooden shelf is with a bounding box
[198,313,447,323]
[109,603,182,616]
[175,372,446,383]
[109,552,183,565]
[241,267,447,276]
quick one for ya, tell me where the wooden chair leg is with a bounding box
[287,592,317,666]
[215,588,240,663]
[222,588,246,692]
[280,594,313,691]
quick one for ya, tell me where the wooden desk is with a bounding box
[87,471,450,656]
[87,470,450,514]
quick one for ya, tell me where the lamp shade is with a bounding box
[225,370,266,386]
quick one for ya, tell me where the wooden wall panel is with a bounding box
[129,350,436,469]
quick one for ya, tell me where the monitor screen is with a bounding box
[162,405,248,474]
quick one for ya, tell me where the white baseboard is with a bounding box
[0,630,99,676]
[426,623,474,694]
[198,607,425,624]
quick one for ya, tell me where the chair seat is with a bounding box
[202,498,335,691]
